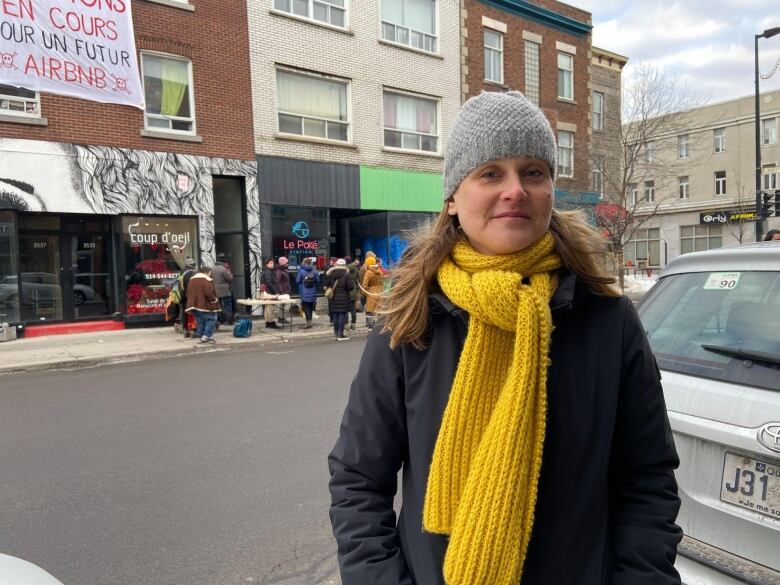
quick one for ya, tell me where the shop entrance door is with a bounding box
[18,215,113,323]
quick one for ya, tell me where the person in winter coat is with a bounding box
[360,256,385,330]
[178,258,197,338]
[328,91,682,585]
[212,253,235,326]
[357,251,375,311]
[260,257,279,329]
[275,256,292,325]
[185,265,220,344]
[296,257,320,329]
[345,256,359,330]
[324,258,353,340]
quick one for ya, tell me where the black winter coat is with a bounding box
[260,267,278,295]
[325,266,353,312]
[328,272,682,585]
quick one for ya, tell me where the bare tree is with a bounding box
[721,171,758,244]
[591,64,707,290]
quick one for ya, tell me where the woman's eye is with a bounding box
[481,171,500,179]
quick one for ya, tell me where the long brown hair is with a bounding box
[379,206,619,349]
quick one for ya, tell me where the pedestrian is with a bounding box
[296,257,320,329]
[185,265,220,344]
[345,256,359,330]
[212,253,235,326]
[360,256,384,330]
[357,251,375,312]
[260,257,279,329]
[178,258,197,338]
[275,256,292,325]
[324,258,353,340]
[328,91,682,585]
[763,228,780,241]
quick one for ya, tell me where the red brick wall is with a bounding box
[464,0,591,193]
[0,0,255,161]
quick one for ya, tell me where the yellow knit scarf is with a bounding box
[424,232,562,585]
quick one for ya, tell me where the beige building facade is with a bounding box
[626,90,780,268]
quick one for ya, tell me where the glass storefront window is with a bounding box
[271,206,329,270]
[387,212,435,264]
[120,216,198,316]
[0,211,20,323]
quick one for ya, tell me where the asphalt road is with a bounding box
[0,337,367,585]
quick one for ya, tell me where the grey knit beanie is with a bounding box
[443,91,557,200]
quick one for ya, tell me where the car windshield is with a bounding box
[639,270,780,391]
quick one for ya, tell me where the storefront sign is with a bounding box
[700,210,757,224]
[0,0,144,109]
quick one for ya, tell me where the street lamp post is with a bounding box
[754,26,780,242]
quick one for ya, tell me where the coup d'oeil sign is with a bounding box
[700,210,758,224]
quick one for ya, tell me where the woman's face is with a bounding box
[447,156,554,255]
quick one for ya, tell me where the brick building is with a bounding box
[461,0,595,208]
[0,0,259,330]
[247,0,461,274]
[590,46,628,202]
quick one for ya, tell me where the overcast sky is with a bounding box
[575,0,780,105]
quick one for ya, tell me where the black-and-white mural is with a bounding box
[0,138,262,292]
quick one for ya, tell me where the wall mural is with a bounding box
[0,138,262,295]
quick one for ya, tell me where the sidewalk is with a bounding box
[0,316,369,376]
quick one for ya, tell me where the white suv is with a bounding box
[637,242,779,584]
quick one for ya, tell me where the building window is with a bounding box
[524,40,540,106]
[678,134,689,159]
[762,118,778,146]
[484,29,503,84]
[592,91,604,131]
[628,183,638,206]
[276,68,349,142]
[625,227,661,267]
[644,180,655,202]
[274,0,346,28]
[383,91,439,153]
[714,127,725,153]
[644,141,656,164]
[141,53,195,133]
[679,176,689,199]
[763,164,778,190]
[557,52,573,100]
[0,84,39,116]
[557,131,573,177]
[592,164,603,198]
[715,170,726,196]
[381,0,437,53]
[680,224,722,255]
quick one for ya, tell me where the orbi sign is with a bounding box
[700,210,757,224]
[0,0,144,108]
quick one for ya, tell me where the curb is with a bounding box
[0,327,369,376]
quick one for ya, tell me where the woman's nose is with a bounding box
[501,173,528,200]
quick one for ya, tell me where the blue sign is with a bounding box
[291,221,310,238]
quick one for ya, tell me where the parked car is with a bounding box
[0,273,95,307]
[637,242,779,584]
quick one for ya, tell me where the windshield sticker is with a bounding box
[703,272,741,290]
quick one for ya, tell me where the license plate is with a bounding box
[720,452,780,520]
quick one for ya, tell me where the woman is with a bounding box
[328,91,682,585]
[763,228,780,241]
[360,256,384,330]
[260,257,279,329]
[324,258,353,341]
[184,265,220,344]
[296,257,320,329]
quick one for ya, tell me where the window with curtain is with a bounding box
[142,54,194,133]
[557,131,573,177]
[714,127,725,152]
[557,52,573,100]
[381,0,437,53]
[679,176,689,199]
[763,164,778,190]
[524,41,540,105]
[627,183,638,206]
[276,69,349,142]
[644,180,655,202]
[0,84,39,116]
[762,118,777,145]
[273,0,346,28]
[484,29,503,84]
[383,91,438,153]
[678,134,689,158]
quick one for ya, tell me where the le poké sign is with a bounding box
[0,0,144,108]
